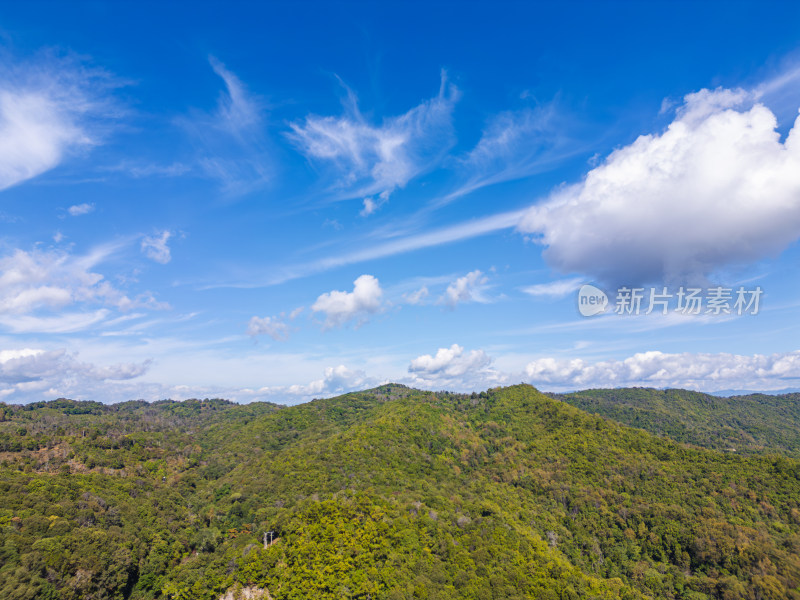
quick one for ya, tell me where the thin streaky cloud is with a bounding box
[311,210,523,271]
[104,161,191,178]
[521,277,584,298]
[0,310,111,334]
[754,62,800,101]
[193,208,525,289]
[502,309,739,338]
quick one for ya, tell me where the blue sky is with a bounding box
[3,1,800,403]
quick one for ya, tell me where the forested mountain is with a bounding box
[1,385,799,600]
[552,388,800,458]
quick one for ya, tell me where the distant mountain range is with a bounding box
[710,388,800,397]
[551,387,800,458]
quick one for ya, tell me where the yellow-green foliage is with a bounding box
[1,384,799,599]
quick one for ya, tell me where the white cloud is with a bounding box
[246,315,290,341]
[311,274,384,328]
[8,342,800,405]
[360,192,388,216]
[0,347,150,387]
[0,349,42,363]
[409,344,491,377]
[519,87,800,286]
[285,365,373,398]
[288,71,458,205]
[166,364,378,405]
[408,344,499,389]
[0,52,118,191]
[441,270,489,308]
[0,247,164,333]
[141,230,172,264]
[521,277,583,298]
[0,248,113,313]
[68,203,94,216]
[403,286,429,305]
[524,349,800,392]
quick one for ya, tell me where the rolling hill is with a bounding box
[0,385,799,600]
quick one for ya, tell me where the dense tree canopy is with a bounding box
[0,385,798,599]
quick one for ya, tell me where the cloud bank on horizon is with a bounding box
[2,2,800,403]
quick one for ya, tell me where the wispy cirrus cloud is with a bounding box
[178,56,270,195]
[308,211,522,278]
[288,71,459,212]
[0,51,122,192]
[208,56,262,135]
[0,310,111,334]
[751,57,800,123]
[191,209,524,289]
[521,277,583,298]
[106,161,191,179]
[438,105,584,206]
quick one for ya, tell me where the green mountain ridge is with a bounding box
[552,388,800,458]
[1,385,799,600]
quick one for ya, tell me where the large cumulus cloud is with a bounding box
[520,88,800,286]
